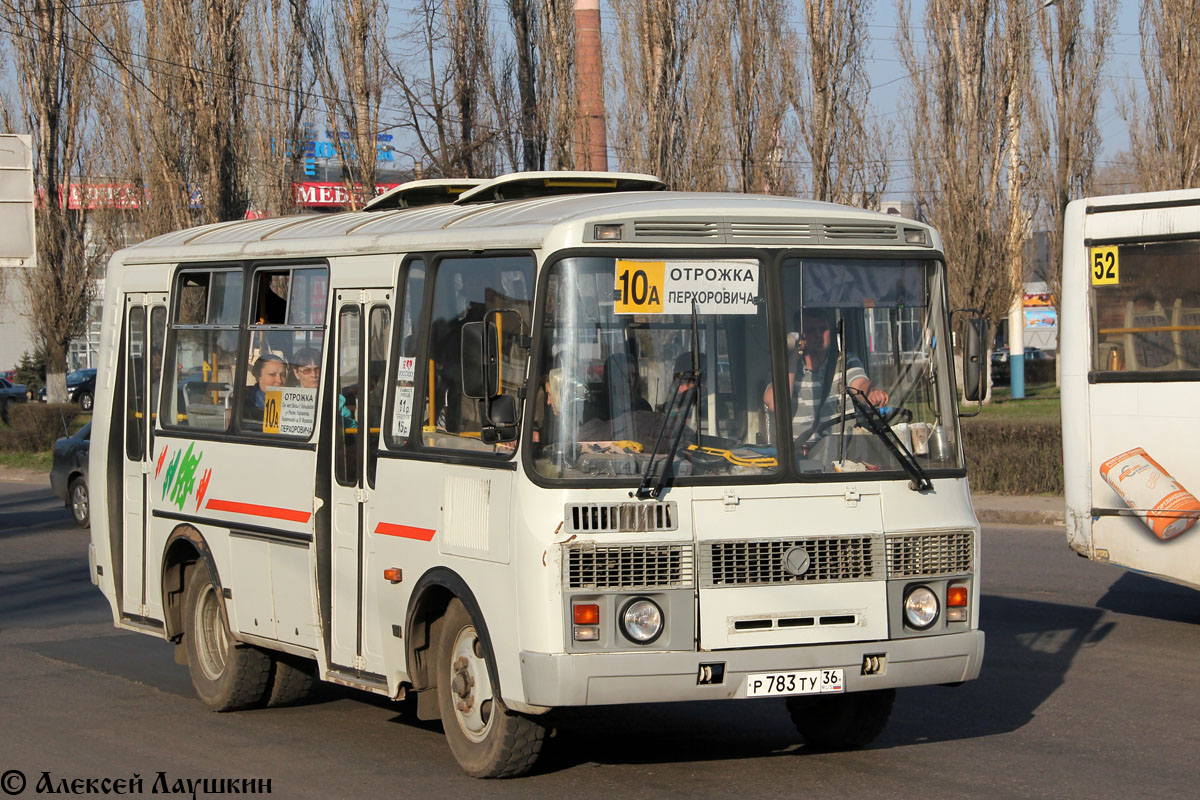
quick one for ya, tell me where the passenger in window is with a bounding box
[763,310,888,450]
[244,354,287,429]
[290,348,321,389]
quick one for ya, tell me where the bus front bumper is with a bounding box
[518,629,984,707]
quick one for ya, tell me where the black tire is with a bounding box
[435,599,545,778]
[78,391,93,412]
[182,562,271,711]
[786,688,895,749]
[264,652,315,707]
[68,477,90,528]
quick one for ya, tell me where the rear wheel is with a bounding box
[182,562,270,711]
[786,688,895,749]
[78,391,93,411]
[435,599,545,778]
[68,477,89,528]
[264,652,315,707]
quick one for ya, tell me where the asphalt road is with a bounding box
[2,473,1198,799]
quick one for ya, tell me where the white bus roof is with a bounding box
[113,180,938,266]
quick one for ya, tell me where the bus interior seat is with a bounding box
[1125,300,1175,370]
[1173,298,1200,369]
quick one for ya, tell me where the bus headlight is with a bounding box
[620,598,664,644]
[904,586,939,630]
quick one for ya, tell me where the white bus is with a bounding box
[1061,189,1200,588]
[89,172,986,777]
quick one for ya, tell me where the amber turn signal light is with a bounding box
[573,603,600,625]
[383,568,403,584]
[947,586,968,607]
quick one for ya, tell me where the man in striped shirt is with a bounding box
[763,310,888,449]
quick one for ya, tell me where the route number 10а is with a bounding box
[614,261,665,314]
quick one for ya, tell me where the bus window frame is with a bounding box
[376,249,536,471]
[521,246,969,491]
[159,258,330,450]
[237,261,330,440]
[1083,235,1200,384]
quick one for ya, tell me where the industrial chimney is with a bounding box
[574,0,608,171]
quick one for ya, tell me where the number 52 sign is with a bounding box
[614,258,760,315]
[1090,246,1119,286]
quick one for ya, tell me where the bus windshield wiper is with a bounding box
[634,371,699,500]
[635,301,702,500]
[846,387,933,492]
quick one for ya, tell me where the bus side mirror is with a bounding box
[461,320,499,399]
[480,395,519,443]
[963,316,988,402]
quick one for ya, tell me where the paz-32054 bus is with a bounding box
[89,172,986,777]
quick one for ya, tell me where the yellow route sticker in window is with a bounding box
[262,388,282,434]
[1090,246,1119,285]
[614,260,665,314]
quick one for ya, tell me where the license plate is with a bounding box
[744,669,844,697]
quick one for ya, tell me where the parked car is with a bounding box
[990,347,1049,384]
[38,368,98,411]
[50,422,90,527]
[0,377,29,423]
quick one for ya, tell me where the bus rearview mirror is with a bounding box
[963,316,988,402]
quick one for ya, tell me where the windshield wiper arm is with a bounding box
[846,387,933,492]
[634,371,699,499]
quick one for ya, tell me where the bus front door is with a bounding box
[329,290,392,674]
[120,293,167,621]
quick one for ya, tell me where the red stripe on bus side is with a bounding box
[373,522,436,541]
[205,498,312,524]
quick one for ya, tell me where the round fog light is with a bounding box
[904,586,939,630]
[620,598,664,644]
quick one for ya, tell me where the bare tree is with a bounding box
[507,0,543,170]
[306,0,387,207]
[1029,0,1115,301]
[1122,0,1200,190]
[247,0,313,216]
[721,0,798,194]
[795,0,887,205]
[538,0,576,169]
[898,0,1035,325]
[389,0,503,177]
[609,0,703,186]
[0,0,100,400]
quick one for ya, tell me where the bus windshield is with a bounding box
[531,255,961,482]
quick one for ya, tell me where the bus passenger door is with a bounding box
[120,293,167,620]
[330,291,391,673]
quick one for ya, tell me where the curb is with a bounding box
[974,507,1065,527]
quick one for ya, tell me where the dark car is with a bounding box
[50,422,90,527]
[990,347,1048,384]
[0,377,29,423]
[38,368,98,411]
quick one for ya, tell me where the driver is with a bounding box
[763,309,888,448]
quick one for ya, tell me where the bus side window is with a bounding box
[421,255,534,453]
[168,270,243,432]
[387,261,424,448]
[241,266,328,436]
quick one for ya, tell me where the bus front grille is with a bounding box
[564,502,678,533]
[565,543,694,589]
[701,536,883,587]
[885,531,974,577]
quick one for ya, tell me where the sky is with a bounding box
[385,0,1147,196]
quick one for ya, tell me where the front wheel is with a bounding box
[78,391,93,411]
[182,562,271,711]
[786,688,895,749]
[68,477,89,528]
[435,599,546,778]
